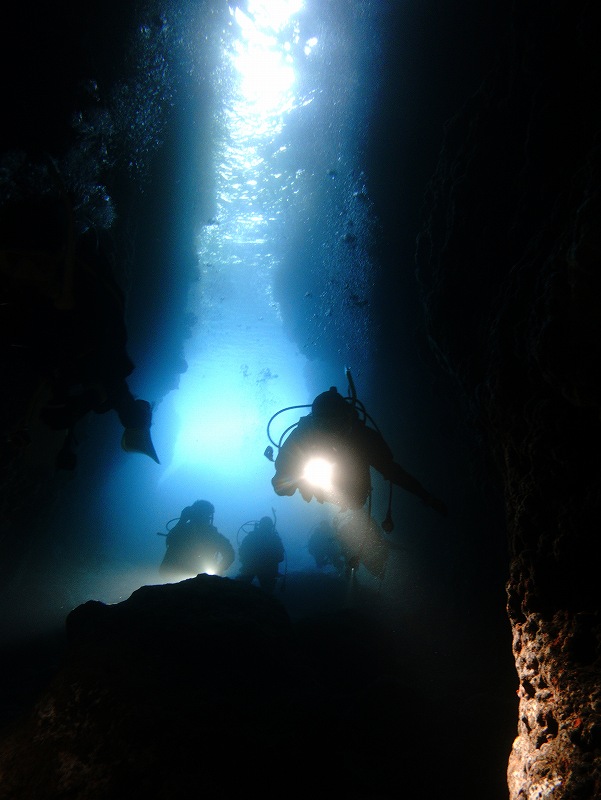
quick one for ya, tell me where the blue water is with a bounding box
[92,0,395,587]
[0,8,516,796]
[0,0,508,648]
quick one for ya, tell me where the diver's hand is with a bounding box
[423,492,448,517]
[300,485,315,503]
[271,475,296,497]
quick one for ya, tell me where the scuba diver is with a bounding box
[0,183,159,469]
[307,519,345,575]
[266,369,447,530]
[236,512,285,594]
[159,500,235,580]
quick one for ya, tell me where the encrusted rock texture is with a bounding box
[417,2,601,798]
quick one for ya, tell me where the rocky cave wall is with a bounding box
[416,3,601,798]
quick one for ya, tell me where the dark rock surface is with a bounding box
[416,2,601,797]
[0,573,515,799]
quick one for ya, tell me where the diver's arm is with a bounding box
[271,472,296,496]
[272,416,323,501]
[271,428,304,496]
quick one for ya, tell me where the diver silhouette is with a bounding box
[236,514,285,593]
[268,372,447,526]
[307,519,345,574]
[159,500,235,580]
[0,191,159,469]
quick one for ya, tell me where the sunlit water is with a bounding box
[133,0,387,578]
[3,1,405,629]
[167,1,380,476]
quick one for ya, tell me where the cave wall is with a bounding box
[416,2,601,798]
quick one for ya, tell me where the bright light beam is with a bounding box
[303,457,334,491]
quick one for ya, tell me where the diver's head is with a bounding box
[311,387,356,426]
[190,500,215,525]
[257,516,274,532]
